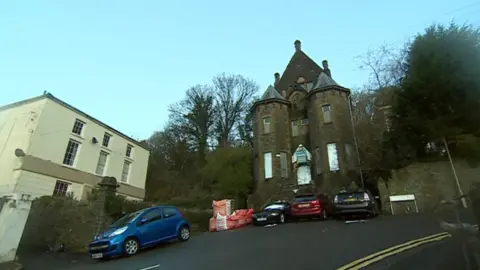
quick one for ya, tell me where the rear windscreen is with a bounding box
[294,195,316,202]
[264,204,285,211]
[337,192,365,201]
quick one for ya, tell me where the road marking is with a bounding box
[348,234,451,270]
[345,220,367,224]
[336,232,452,270]
[139,264,160,270]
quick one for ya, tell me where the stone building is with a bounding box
[251,40,360,204]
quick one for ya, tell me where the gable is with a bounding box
[276,51,323,91]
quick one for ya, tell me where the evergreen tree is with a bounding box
[394,23,480,155]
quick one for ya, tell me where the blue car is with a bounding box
[88,205,190,259]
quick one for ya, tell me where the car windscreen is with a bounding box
[336,192,365,201]
[111,210,143,227]
[264,204,285,211]
[294,195,316,202]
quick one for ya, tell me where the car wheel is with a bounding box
[178,226,190,241]
[279,214,286,224]
[372,205,380,217]
[123,237,139,256]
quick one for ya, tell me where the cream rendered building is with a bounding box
[0,93,150,201]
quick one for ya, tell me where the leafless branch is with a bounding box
[212,73,259,147]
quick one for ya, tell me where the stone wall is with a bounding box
[307,89,355,191]
[377,160,480,214]
[0,194,32,263]
[253,100,292,185]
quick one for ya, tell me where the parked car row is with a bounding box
[87,189,380,260]
[252,189,380,226]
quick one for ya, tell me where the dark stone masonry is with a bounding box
[250,40,359,207]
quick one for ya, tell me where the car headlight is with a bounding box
[109,226,128,237]
[271,212,279,216]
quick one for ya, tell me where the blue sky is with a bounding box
[1,0,479,140]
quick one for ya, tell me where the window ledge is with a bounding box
[125,156,134,162]
[70,133,85,141]
[101,146,111,152]
[61,164,77,170]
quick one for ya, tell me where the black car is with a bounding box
[252,201,291,226]
[333,189,380,218]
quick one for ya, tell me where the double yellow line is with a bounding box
[336,232,452,270]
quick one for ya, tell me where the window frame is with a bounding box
[326,143,339,172]
[262,117,271,134]
[322,104,332,123]
[63,139,80,166]
[102,133,112,148]
[291,120,299,137]
[72,119,85,136]
[95,151,109,175]
[121,160,131,183]
[264,152,273,180]
[126,144,133,157]
[53,180,70,196]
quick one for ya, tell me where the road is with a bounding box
[22,214,467,270]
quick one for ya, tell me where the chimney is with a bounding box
[294,40,301,52]
[322,60,332,78]
[274,72,280,86]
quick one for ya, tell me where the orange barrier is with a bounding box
[227,215,239,229]
[210,206,255,232]
[213,200,232,217]
[209,218,217,232]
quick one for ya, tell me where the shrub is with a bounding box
[19,194,213,254]
[19,196,99,253]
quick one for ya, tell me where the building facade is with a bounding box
[252,40,359,202]
[0,93,149,201]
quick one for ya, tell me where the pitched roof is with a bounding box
[0,93,149,150]
[312,72,339,89]
[276,51,323,91]
[260,85,285,100]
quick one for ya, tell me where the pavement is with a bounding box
[18,214,472,270]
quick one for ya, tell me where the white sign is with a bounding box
[389,194,419,215]
[293,189,299,193]
[389,194,416,202]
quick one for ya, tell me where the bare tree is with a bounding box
[212,73,259,147]
[350,89,393,182]
[357,43,408,90]
[168,85,216,162]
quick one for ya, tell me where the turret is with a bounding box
[252,85,292,184]
[305,64,357,192]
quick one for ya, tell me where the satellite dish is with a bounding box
[14,148,26,157]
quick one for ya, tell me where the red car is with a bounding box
[291,193,334,220]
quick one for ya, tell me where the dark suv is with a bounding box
[333,189,379,218]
